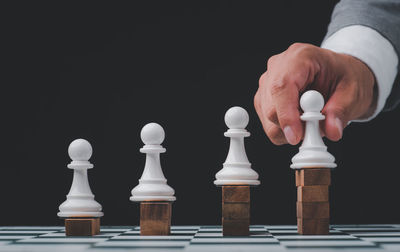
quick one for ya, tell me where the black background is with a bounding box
[2,1,400,226]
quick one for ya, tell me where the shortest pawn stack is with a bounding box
[130,123,176,236]
[58,139,103,236]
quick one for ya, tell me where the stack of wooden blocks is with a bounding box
[222,186,250,236]
[296,168,331,235]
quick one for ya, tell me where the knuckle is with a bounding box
[283,71,308,89]
[288,42,307,51]
[269,80,287,96]
[265,108,277,123]
[267,55,277,68]
[328,105,347,118]
[266,126,285,145]
[289,43,316,59]
[253,92,260,109]
[276,110,293,125]
[299,58,314,70]
[258,73,266,86]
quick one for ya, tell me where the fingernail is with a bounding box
[335,117,343,138]
[283,126,297,145]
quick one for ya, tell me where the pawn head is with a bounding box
[141,122,165,145]
[68,139,93,161]
[224,106,249,129]
[300,90,324,113]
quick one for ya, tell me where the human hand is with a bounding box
[254,43,376,145]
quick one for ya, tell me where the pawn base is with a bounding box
[65,218,100,236]
[140,202,172,236]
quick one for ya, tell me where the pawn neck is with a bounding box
[224,136,250,166]
[301,120,326,149]
[140,152,167,183]
[67,169,94,197]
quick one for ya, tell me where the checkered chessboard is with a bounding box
[0,225,400,251]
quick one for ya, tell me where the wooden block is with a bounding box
[297,218,329,235]
[295,169,331,186]
[222,186,250,203]
[222,202,250,219]
[92,218,100,234]
[297,201,329,218]
[140,202,171,236]
[222,218,249,236]
[140,219,170,235]
[65,218,100,236]
[297,186,329,202]
[140,202,171,220]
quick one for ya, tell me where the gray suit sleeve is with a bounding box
[324,0,400,111]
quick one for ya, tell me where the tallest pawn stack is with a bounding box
[291,90,336,235]
[215,107,260,236]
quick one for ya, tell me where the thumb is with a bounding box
[322,85,353,141]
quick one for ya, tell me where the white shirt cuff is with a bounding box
[321,25,399,122]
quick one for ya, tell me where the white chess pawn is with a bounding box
[291,90,336,169]
[130,123,176,202]
[58,139,103,217]
[214,106,260,185]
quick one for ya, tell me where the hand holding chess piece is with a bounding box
[254,43,377,145]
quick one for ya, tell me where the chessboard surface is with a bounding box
[0,225,400,251]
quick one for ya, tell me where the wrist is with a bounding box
[350,55,377,120]
[322,25,398,122]
[342,53,377,120]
